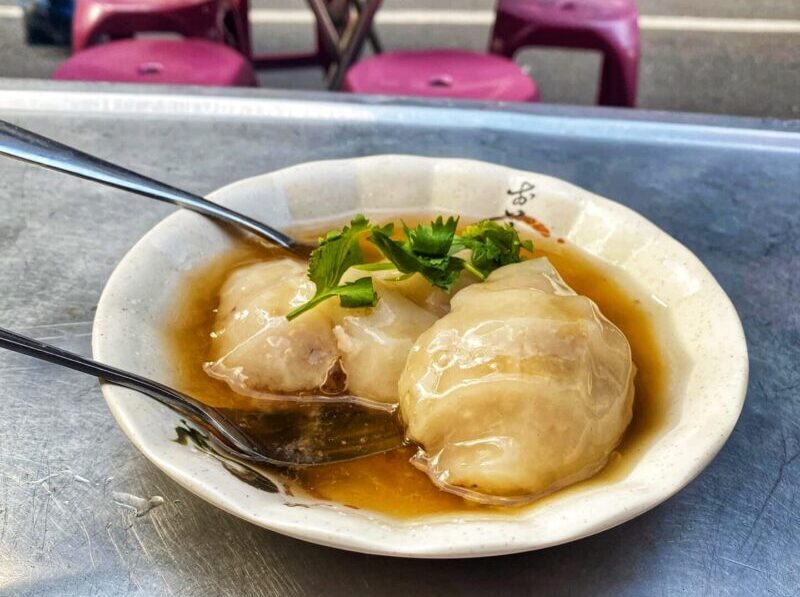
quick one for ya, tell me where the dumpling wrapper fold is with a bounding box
[398,258,635,503]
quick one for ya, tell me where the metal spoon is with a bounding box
[0,120,314,257]
[0,121,407,465]
[0,327,405,466]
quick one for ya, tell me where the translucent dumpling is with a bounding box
[333,270,438,403]
[366,269,475,317]
[205,260,437,404]
[205,259,339,395]
[398,258,635,503]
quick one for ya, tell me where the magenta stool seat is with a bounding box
[343,50,539,102]
[491,0,639,107]
[53,39,257,87]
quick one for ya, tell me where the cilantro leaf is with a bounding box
[308,214,372,292]
[403,216,459,256]
[285,277,377,321]
[453,220,534,276]
[369,226,465,292]
[286,215,378,320]
[335,277,377,308]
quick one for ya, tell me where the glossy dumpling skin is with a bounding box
[205,259,339,395]
[366,267,475,318]
[398,258,635,502]
[205,260,437,404]
[334,270,438,403]
[369,271,458,318]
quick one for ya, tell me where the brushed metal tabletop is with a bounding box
[0,81,798,597]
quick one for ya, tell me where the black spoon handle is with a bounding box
[0,326,265,459]
[0,120,303,254]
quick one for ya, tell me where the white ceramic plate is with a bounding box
[93,155,748,558]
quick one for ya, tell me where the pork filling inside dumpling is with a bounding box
[398,258,635,503]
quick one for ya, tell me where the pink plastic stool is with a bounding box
[490,0,639,107]
[72,0,234,52]
[53,39,257,86]
[343,50,539,102]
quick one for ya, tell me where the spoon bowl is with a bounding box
[0,327,405,466]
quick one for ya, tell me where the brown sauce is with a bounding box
[163,215,672,519]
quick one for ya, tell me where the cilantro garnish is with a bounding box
[403,216,459,257]
[285,214,534,320]
[368,216,467,292]
[453,220,534,277]
[285,215,379,321]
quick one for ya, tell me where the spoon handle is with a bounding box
[0,326,263,458]
[0,120,301,253]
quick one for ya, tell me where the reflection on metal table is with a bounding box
[0,80,798,596]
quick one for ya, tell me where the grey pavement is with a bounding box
[0,2,798,115]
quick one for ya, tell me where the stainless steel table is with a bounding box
[0,80,798,597]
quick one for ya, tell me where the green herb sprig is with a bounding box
[285,215,380,321]
[452,220,534,277]
[369,216,469,292]
[286,214,532,320]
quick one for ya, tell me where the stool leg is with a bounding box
[488,8,520,58]
[598,49,638,107]
[596,21,639,108]
[328,0,382,90]
[227,0,252,58]
[354,0,383,54]
[309,0,342,68]
[71,0,98,51]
